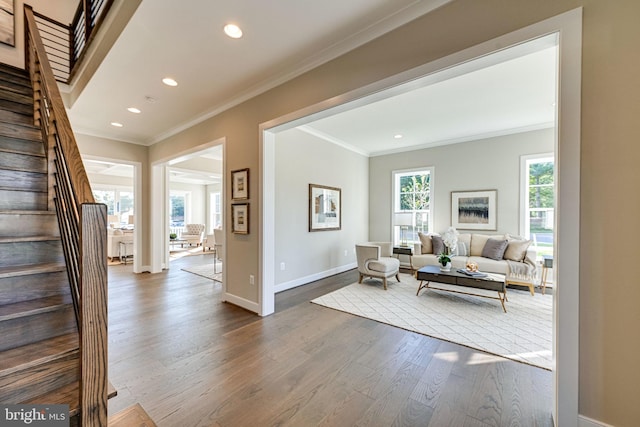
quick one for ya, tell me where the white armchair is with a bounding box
[355,242,401,290]
[180,224,205,246]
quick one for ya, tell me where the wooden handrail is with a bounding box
[24,5,108,426]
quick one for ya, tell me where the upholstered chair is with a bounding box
[180,223,205,246]
[355,242,401,290]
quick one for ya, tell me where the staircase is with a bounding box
[0,62,89,417]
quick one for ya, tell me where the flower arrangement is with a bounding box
[442,226,459,255]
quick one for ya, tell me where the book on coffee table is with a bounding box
[457,269,488,278]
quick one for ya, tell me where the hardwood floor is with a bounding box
[107,254,553,426]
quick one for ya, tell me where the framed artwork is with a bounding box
[232,203,249,234]
[0,0,14,47]
[309,184,341,232]
[231,168,249,200]
[451,190,497,230]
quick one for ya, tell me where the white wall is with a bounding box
[169,182,206,225]
[369,128,554,241]
[274,128,369,288]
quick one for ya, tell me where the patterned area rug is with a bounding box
[312,273,552,370]
[181,263,222,283]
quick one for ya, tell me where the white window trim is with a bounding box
[391,166,434,245]
[169,190,192,225]
[520,152,554,241]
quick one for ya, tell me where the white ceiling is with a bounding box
[71,0,556,171]
[66,0,451,145]
[300,43,557,157]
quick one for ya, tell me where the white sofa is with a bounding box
[412,232,537,277]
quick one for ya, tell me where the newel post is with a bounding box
[80,203,108,426]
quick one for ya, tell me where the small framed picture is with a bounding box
[309,184,341,232]
[232,203,249,234]
[231,168,249,200]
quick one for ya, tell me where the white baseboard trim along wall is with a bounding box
[274,263,357,293]
[579,415,615,427]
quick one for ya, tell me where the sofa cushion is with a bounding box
[431,235,444,255]
[470,234,492,256]
[482,238,509,260]
[367,258,400,274]
[418,232,433,254]
[504,238,532,262]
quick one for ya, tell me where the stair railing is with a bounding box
[24,5,108,426]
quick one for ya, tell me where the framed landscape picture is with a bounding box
[0,0,14,47]
[232,203,249,234]
[451,190,497,230]
[309,184,341,232]
[231,168,249,200]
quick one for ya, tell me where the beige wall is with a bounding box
[0,0,77,69]
[76,133,150,265]
[274,128,369,288]
[145,1,640,424]
[369,128,555,240]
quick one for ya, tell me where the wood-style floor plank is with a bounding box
[107,254,552,426]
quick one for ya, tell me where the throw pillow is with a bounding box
[453,241,468,257]
[481,238,509,261]
[418,232,433,254]
[470,234,492,256]
[431,235,445,255]
[504,239,532,261]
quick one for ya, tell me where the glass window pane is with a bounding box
[529,162,554,185]
[528,186,554,209]
[93,190,115,215]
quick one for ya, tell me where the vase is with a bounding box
[440,262,451,272]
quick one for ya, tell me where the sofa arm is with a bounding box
[413,242,422,254]
[524,247,537,267]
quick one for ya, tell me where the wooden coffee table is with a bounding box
[416,265,508,312]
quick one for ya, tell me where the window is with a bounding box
[393,168,433,245]
[169,192,188,227]
[92,186,134,225]
[522,155,554,257]
[210,192,221,229]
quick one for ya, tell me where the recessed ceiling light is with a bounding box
[394,134,403,139]
[111,122,123,128]
[224,24,243,39]
[162,77,178,87]
[127,107,141,114]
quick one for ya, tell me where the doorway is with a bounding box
[261,10,581,424]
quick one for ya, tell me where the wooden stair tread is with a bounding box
[0,185,47,193]
[25,380,80,416]
[0,109,34,126]
[0,333,78,373]
[0,235,60,243]
[25,381,118,417]
[0,294,73,321]
[0,262,66,279]
[109,403,157,427]
[0,146,45,157]
[0,210,55,215]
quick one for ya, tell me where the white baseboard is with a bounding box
[223,292,260,313]
[274,263,357,293]
[579,415,615,427]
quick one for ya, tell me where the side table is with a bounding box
[119,241,133,264]
[540,255,553,295]
[393,246,414,275]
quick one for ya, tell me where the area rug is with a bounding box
[181,263,222,283]
[311,273,552,370]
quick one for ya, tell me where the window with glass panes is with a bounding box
[523,156,554,257]
[393,168,433,245]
